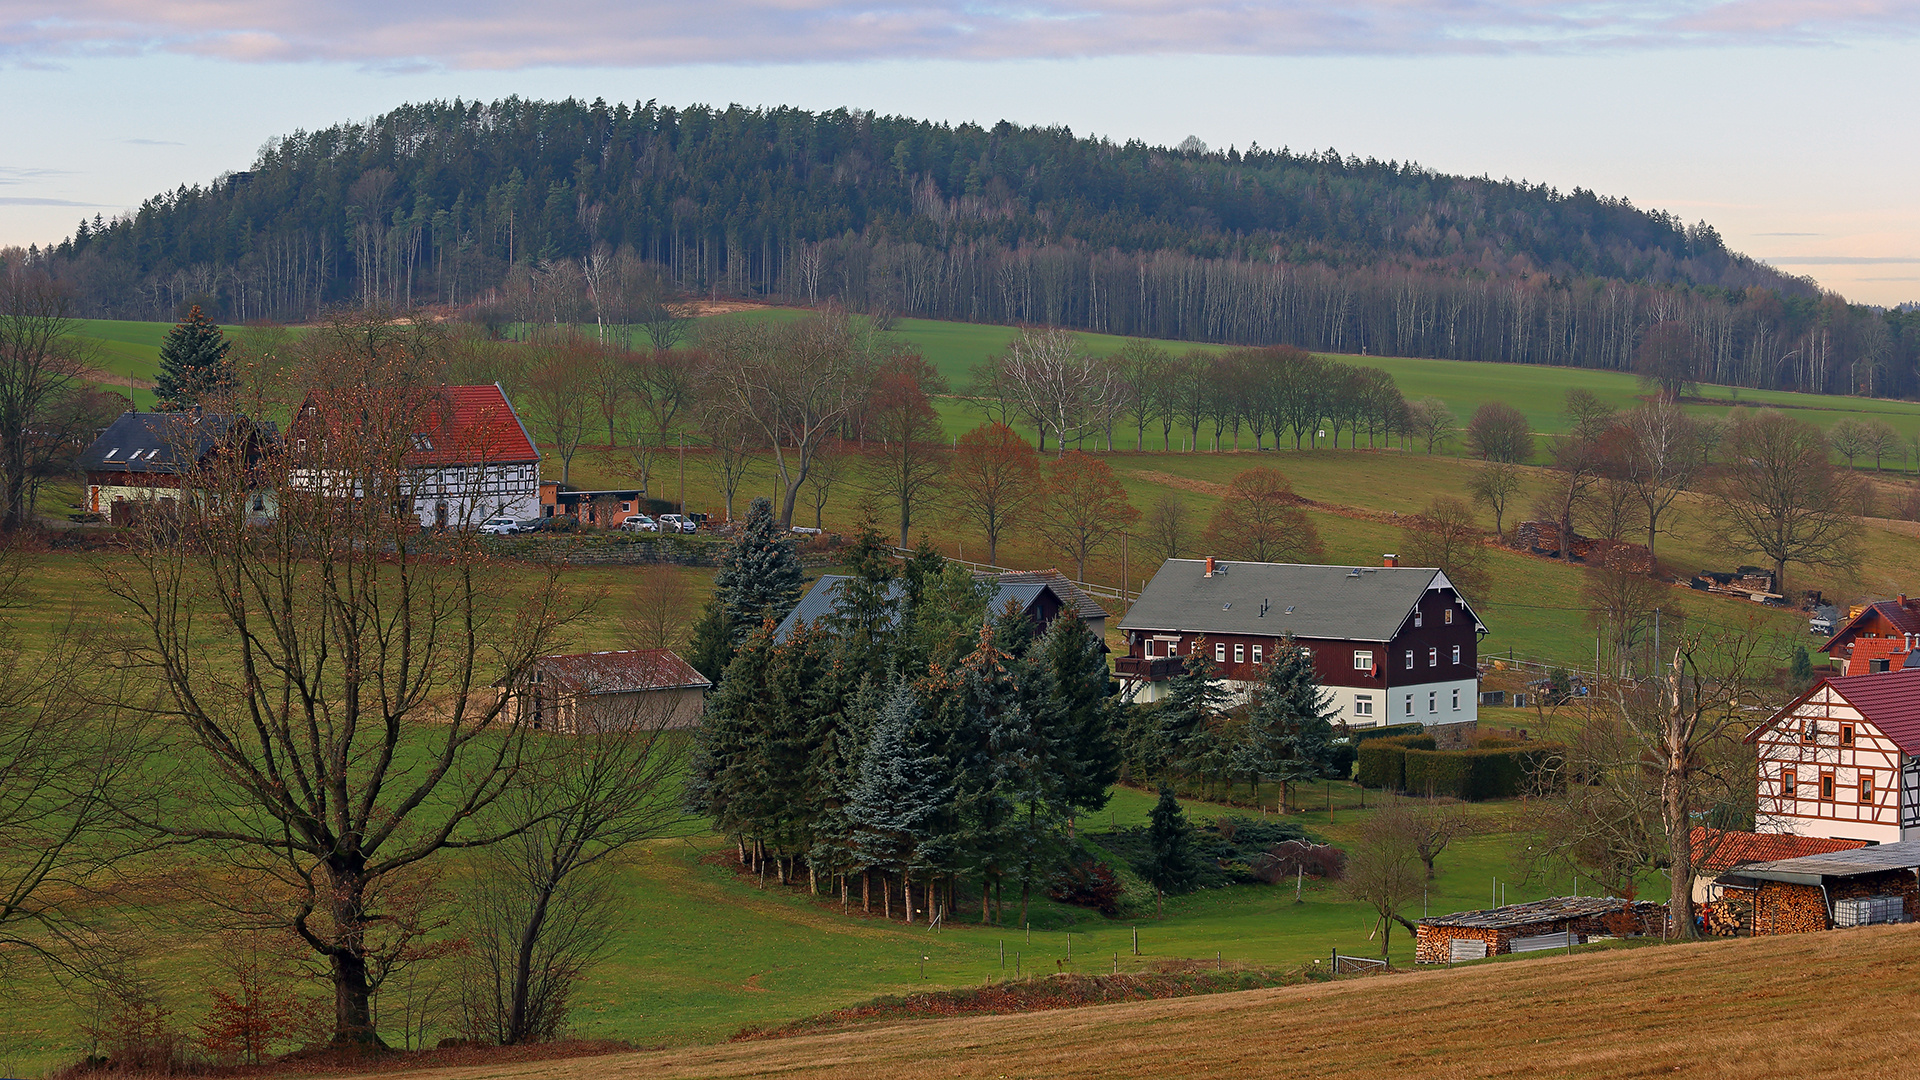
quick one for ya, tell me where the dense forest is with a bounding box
[25,96,1920,396]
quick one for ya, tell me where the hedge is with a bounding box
[1402,743,1567,801]
[1354,734,1436,791]
[1349,723,1428,744]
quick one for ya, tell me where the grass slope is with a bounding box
[364,924,1920,1080]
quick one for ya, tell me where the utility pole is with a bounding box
[678,433,685,516]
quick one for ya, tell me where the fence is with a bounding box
[1331,951,1388,975]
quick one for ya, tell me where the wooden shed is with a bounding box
[1415,897,1669,964]
[1705,838,1920,936]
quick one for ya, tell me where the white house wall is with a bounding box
[1754,685,1906,845]
[1127,675,1478,729]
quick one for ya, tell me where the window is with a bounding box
[1861,774,1875,804]
[1840,724,1855,746]
[1452,688,1460,711]
[1428,647,1438,667]
[1215,643,1227,663]
[1802,722,1818,745]
[1428,691,1437,713]
[1404,695,1414,717]
[1234,644,1245,664]
[1445,609,1454,625]
[1355,695,1374,717]
[1405,650,1415,670]
[1252,644,1264,665]
[1452,645,1462,665]
[1144,639,1155,659]
[1820,773,1836,801]
[1781,767,1796,799]
[1354,651,1374,671]
[1414,610,1423,628]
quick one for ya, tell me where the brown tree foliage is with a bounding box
[1634,320,1702,401]
[863,354,948,546]
[1138,492,1191,567]
[1199,467,1323,564]
[0,269,89,529]
[1035,451,1139,581]
[1399,496,1490,602]
[948,421,1040,565]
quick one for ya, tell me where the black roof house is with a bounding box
[78,411,277,477]
[1120,560,1486,642]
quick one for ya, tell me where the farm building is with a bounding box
[1687,827,1868,903]
[1748,668,1920,844]
[77,410,278,523]
[1701,839,1920,937]
[1414,897,1668,963]
[539,482,651,528]
[1818,595,1920,672]
[508,649,710,733]
[774,568,1107,644]
[1118,556,1485,727]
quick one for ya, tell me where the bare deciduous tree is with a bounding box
[1034,451,1139,581]
[519,337,599,485]
[1199,467,1322,564]
[1341,815,1424,959]
[0,270,88,529]
[619,566,697,652]
[947,421,1040,565]
[863,354,948,546]
[1711,409,1862,592]
[1466,461,1524,537]
[104,329,585,1045]
[1401,396,1454,454]
[708,312,864,528]
[977,327,1123,454]
[1399,496,1490,601]
[1606,400,1699,563]
[1139,493,1190,567]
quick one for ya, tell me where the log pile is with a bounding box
[1755,882,1830,935]
[1413,925,1500,964]
[1701,896,1753,937]
[1830,870,1920,918]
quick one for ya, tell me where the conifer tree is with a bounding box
[1031,614,1122,832]
[713,497,803,643]
[1145,786,1198,917]
[685,597,735,683]
[829,526,901,668]
[1238,635,1338,810]
[153,305,235,410]
[848,681,952,921]
[1156,642,1226,786]
[685,625,776,866]
[808,674,883,904]
[929,623,1030,924]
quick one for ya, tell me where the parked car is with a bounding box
[619,514,660,533]
[657,513,697,534]
[527,516,578,533]
[479,517,525,535]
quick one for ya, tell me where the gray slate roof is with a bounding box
[773,570,1104,642]
[1419,895,1639,930]
[1118,559,1481,642]
[78,411,275,475]
[1720,838,1920,886]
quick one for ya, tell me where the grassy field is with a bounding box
[369,923,1920,1079]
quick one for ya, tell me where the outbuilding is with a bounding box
[1414,897,1668,963]
[1704,838,1920,936]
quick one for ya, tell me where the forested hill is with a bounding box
[33,97,1920,396]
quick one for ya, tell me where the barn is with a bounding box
[1414,897,1669,963]
[508,649,711,733]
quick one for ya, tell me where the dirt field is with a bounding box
[347,925,1918,1080]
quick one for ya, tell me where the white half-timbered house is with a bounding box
[1748,669,1920,845]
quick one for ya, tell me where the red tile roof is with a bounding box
[1755,667,1920,755]
[1690,827,1868,873]
[1820,599,1920,656]
[534,649,710,694]
[293,384,539,468]
[1844,636,1912,677]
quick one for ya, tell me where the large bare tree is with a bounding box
[0,270,87,530]
[1711,409,1861,592]
[948,422,1040,565]
[1606,400,1699,564]
[103,329,585,1045]
[863,354,948,546]
[708,313,863,528]
[979,327,1122,454]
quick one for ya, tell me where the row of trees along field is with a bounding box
[24,97,1920,396]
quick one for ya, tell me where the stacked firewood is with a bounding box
[1413,925,1498,964]
[1701,897,1752,937]
[1756,882,1830,935]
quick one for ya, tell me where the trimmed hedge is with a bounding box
[1354,734,1435,791]
[1349,723,1427,744]
[1402,743,1567,801]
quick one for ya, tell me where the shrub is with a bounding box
[1403,742,1567,800]
[1354,733,1435,790]
[1049,859,1124,915]
[1255,838,1347,883]
[1349,723,1427,744]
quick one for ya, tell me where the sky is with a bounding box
[3,1,1918,305]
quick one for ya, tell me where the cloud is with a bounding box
[2,1,1915,69]
[0,197,106,206]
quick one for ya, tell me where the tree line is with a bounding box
[29,96,1920,397]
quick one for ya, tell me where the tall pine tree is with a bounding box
[713,496,803,643]
[1029,614,1121,835]
[153,305,235,410]
[1238,635,1338,811]
[1144,787,1198,917]
[848,681,953,921]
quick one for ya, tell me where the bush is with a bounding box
[1254,838,1347,883]
[1349,723,1427,744]
[1354,733,1435,790]
[1403,742,1567,800]
[1049,859,1124,915]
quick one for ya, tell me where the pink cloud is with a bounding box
[2,0,1914,68]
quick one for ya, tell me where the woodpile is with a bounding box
[1414,925,1500,964]
[1755,882,1830,935]
[1415,898,1669,963]
[1829,871,1920,919]
[1701,896,1753,936]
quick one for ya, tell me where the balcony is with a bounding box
[1115,655,1185,681]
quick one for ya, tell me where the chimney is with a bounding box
[1383,553,1399,568]
[1901,594,1910,609]
[1205,556,1216,578]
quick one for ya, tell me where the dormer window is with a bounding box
[411,434,435,451]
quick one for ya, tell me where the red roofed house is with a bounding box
[1687,827,1868,903]
[510,649,711,733]
[1842,636,1911,677]
[1818,595,1920,671]
[288,383,541,528]
[1748,668,1920,845]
